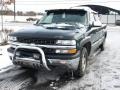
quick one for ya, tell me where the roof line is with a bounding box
[78,4,120,13]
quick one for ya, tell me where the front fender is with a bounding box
[79,36,91,49]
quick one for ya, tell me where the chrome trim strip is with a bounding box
[13,46,51,70]
[10,42,76,49]
[48,58,80,70]
[16,57,40,63]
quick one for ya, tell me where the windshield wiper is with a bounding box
[39,23,52,24]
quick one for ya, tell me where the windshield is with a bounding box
[39,10,87,25]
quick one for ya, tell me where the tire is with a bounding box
[99,42,104,51]
[74,47,88,77]
[100,37,106,51]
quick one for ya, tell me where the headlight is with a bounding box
[8,36,17,42]
[56,40,76,45]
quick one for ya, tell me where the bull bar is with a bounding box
[12,45,51,70]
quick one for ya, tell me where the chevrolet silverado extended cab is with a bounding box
[8,7,107,77]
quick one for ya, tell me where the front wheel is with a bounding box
[100,38,106,51]
[74,47,88,77]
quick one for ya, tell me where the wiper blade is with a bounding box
[39,23,51,24]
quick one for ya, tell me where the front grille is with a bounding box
[19,48,55,54]
[17,38,56,45]
[9,47,56,56]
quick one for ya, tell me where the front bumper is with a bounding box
[8,45,80,70]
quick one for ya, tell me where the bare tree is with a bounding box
[0,0,13,45]
[4,0,14,4]
[4,0,15,20]
[0,0,4,31]
[0,0,4,44]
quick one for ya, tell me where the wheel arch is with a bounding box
[82,42,91,56]
[80,37,92,56]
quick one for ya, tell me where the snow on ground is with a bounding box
[0,16,43,23]
[100,28,120,90]
[0,22,33,31]
[0,15,43,31]
[0,45,12,70]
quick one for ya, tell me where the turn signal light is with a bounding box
[56,49,77,54]
[68,49,77,54]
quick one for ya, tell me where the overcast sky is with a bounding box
[6,0,120,12]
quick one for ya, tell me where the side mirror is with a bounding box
[33,19,40,25]
[89,21,102,28]
[93,21,102,27]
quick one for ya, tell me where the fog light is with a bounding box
[33,53,40,60]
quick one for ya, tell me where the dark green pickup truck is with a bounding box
[8,6,107,77]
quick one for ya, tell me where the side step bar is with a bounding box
[12,46,51,70]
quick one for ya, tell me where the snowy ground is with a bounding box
[0,45,12,69]
[0,16,42,23]
[0,15,42,31]
[0,21,33,31]
[0,26,120,90]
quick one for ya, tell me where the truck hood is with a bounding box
[10,23,86,40]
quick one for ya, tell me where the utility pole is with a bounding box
[0,0,4,45]
[1,0,4,31]
[14,0,16,21]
